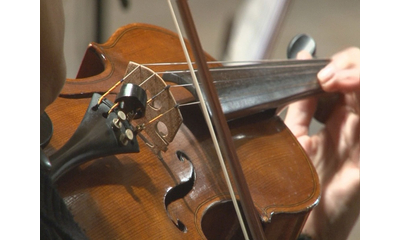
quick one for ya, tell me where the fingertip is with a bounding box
[318,64,334,85]
[320,69,360,92]
[296,51,312,60]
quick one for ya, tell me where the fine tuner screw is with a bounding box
[113,111,127,129]
[120,128,134,146]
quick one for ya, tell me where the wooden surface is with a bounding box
[44,23,320,239]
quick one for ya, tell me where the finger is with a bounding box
[318,47,360,92]
[284,97,318,138]
[296,50,312,60]
[331,47,360,69]
[319,68,360,93]
[285,50,317,138]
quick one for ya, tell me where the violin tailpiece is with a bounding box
[49,93,140,181]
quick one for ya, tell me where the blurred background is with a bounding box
[62,0,359,78]
[62,0,360,239]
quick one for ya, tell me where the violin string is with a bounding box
[119,57,328,89]
[103,62,319,112]
[138,72,156,87]
[166,74,314,87]
[141,58,329,68]
[154,58,327,88]
[147,85,170,104]
[146,61,328,75]
[176,101,200,107]
[126,50,325,117]
[97,79,124,105]
[107,102,119,114]
[165,69,319,92]
[147,104,179,125]
[117,57,326,104]
[149,60,329,81]
[167,1,250,239]
[97,65,141,106]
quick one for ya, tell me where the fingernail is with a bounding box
[318,65,334,84]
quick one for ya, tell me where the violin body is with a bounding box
[43,23,320,239]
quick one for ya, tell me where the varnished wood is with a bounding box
[60,23,217,101]
[44,23,320,239]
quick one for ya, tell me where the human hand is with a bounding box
[284,47,360,240]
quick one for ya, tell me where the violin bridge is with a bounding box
[122,61,183,155]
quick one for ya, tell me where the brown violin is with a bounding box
[42,19,327,239]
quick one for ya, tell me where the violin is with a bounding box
[41,10,328,239]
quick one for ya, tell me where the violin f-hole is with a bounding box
[164,151,196,233]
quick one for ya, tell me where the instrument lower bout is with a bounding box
[45,99,319,239]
